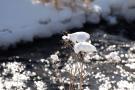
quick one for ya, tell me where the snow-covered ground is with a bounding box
[0,0,135,47]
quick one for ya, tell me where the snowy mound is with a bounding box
[0,0,135,47]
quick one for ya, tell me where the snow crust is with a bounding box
[0,0,135,47]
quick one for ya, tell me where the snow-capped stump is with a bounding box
[74,42,97,54]
[62,32,90,43]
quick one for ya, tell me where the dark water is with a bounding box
[0,34,62,62]
[0,21,134,61]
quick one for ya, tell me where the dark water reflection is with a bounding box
[0,34,62,62]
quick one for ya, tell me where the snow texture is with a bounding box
[105,52,121,62]
[0,0,135,47]
[74,42,97,54]
[62,31,90,43]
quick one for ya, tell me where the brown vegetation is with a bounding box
[32,0,91,11]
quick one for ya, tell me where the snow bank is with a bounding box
[0,0,85,47]
[92,0,135,22]
[0,0,135,47]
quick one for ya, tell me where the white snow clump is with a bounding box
[125,63,135,69]
[63,32,97,54]
[105,52,121,62]
[74,42,97,54]
[62,31,90,43]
